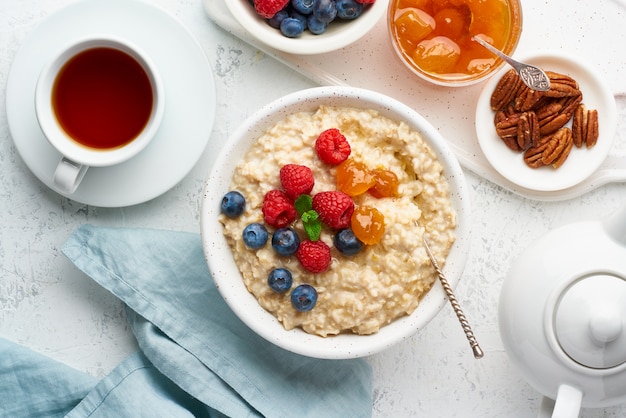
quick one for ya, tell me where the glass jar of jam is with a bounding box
[388,0,522,86]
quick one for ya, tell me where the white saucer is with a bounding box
[6,0,216,207]
[475,51,617,192]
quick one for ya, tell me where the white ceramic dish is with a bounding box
[201,86,471,359]
[5,0,216,207]
[475,51,617,192]
[224,0,389,55]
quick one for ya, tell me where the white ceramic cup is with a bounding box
[35,35,164,194]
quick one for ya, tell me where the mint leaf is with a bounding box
[301,209,319,223]
[295,197,321,240]
[302,209,321,241]
[304,220,322,241]
[295,194,313,216]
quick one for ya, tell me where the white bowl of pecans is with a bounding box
[475,51,617,192]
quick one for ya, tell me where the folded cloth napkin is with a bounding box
[0,225,371,418]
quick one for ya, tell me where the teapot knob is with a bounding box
[589,308,623,344]
[555,273,626,369]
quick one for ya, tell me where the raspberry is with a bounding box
[312,191,354,229]
[296,240,331,273]
[262,190,297,228]
[254,0,289,19]
[315,128,351,165]
[279,164,314,200]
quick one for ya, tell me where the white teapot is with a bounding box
[499,204,626,417]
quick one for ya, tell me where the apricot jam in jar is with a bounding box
[389,0,522,86]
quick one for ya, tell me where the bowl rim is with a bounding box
[225,0,389,55]
[201,86,471,359]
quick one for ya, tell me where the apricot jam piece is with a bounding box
[413,36,461,73]
[368,169,399,198]
[394,9,435,45]
[432,7,470,40]
[467,0,509,48]
[351,206,386,245]
[336,159,375,197]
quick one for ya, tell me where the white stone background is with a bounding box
[1,0,626,417]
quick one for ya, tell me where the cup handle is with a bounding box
[53,157,89,194]
[537,384,583,418]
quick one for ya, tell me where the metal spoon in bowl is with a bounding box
[472,35,550,91]
[423,238,484,359]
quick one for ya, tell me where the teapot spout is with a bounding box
[603,204,626,246]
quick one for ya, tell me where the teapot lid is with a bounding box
[555,274,626,369]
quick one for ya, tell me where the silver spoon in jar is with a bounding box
[472,35,550,91]
[423,238,484,359]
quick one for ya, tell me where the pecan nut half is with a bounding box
[572,104,599,148]
[543,71,581,98]
[537,93,582,136]
[517,111,540,150]
[495,112,523,151]
[523,135,551,168]
[514,85,545,112]
[490,69,523,111]
[523,128,573,169]
[542,128,573,168]
[546,71,578,88]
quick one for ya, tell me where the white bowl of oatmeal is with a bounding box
[201,86,471,359]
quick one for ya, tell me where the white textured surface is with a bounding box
[1,1,625,417]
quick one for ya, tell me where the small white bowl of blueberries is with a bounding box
[226,0,388,55]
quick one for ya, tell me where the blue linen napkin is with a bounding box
[0,225,372,417]
[0,338,215,417]
[0,337,97,417]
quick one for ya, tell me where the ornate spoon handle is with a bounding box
[423,238,484,359]
[472,35,550,92]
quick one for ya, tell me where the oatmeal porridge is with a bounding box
[219,105,456,337]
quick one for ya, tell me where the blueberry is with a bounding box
[313,0,337,23]
[291,284,318,312]
[335,0,363,20]
[307,15,328,35]
[268,9,289,29]
[268,268,293,293]
[221,191,246,218]
[280,17,305,37]
[242,223,268,249]
[289,10,308,30]
[292,0,315,14]
[272,227,300,256]
[334,228,364,256]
